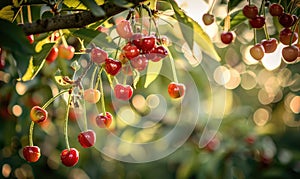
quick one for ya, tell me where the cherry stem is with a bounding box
[59,29,68,47]
[208,0,217,14]
[258,0,265,16]
[29,121,35,146]
[42,89,69,109]
[20,7,24,24]
[253,28,257,45]
[114,37,122,59]
[99,69,106,114]
[82,97,88,131]
[27,5,32,23]
[167,47,178,83]
[90,66,98,89]
[290,18,300,45]
[263,24,270,40]
[64,89,73,150]
[74,60,93,86]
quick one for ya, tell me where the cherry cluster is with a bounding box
[202,1,300,64]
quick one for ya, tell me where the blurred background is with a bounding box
[1,0,300,178]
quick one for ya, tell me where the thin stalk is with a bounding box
[64,89,73,150]
[99,69,106,114]
[27,5,32,23]
[82,98,88,131]
[167,48,178,83]
[90,66,98,89]
[208,0,217,14]
[28,121,35,146]
[42,89,69,109]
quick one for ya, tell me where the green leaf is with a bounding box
[20,43,55,81]
[168,0,220,62]
[143,0,157,10]
[133,70,140,89]
[111,0,133,8]
[220,10,247,30]
[79,0,105,17]
[144,60,162,88]
[54,75,73,88]
[228,0,243,12]
[0,5,14,21]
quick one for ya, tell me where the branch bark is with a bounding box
[21,0,144,35]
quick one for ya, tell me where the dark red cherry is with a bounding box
[242,5,258,19]
[279,13,294,28]
[282,45,299,63]
[131,33,144,49]
[141,35,156,52]
[78,130,96,148]
[249,16,265,28]
[269,3,284,16]
[60,148,79,167]
[122,43,140,60]
[261,38,278,53]
[279,28,298,45]
[130,55,148,71]
[220,31,234,44]
[105,58,122,76]
[23,146,41,162]
[96,112,113,128]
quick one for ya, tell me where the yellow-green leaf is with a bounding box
[20,57,45,81]
[0,6,14,21]
[133,70,140,89]
[144,60,162,88]
[143,0,157,10]
[54,76,73,88]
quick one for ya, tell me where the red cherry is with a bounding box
[0,48,6,69]
[141,35,156,52]
[30,106,48,123]
[114,84,133,100]
[249,16,265,28]
[261,38,278,53]
[116,20,133,39]
[78,130,96,148]
[250,44,265,61]
[131,33,144,49]
[46,47,59,63]
[220,31,234,44]
[269,3,284,16]
[204,137,220,152]
[58,45,75,60]
[91,47,108,65]
[245,136,256,145]
[105,58,122,76]
[130,55,148,71]
[279,13,294,28]
[242,5,258,19]
[23,146,41,162]
[168,82,186,98]
[27,35,34,44]
[96,112,113,128]
[122,43,140,60]
[282,45,299,63]
[279,28,298,45]
[60,148,79,167]
[202,13,215,25]
[83,88,101,104]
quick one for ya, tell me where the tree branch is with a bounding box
[21,0,144,35]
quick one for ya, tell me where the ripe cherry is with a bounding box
[168,82,186,99]
[279,13,294,28]
[27,35,34,44]
[249,16,265,28]
[269,3,284,16]
[141,35,156,53]
[83,88,101,104]
[202,13,215,25]
[282,45,299,63]
[0,48,6,69]
[242,5,258,19]
[261,38,278,53]
[23,146,41,162]
[105,58,122,76]
[78,130,96,148]
[91,47,108,65]
[279,28,298,45]
[116,20,133,39]
[96,112,113,128]
[30,106,48,123]
[60,148,79,167]
[122,43,140,60]
[250,44,265,61]
[220,31,234,44]
[114,84,133,100]
[131,33,144,48]
[46,47,59,63]
[130,55,148,71]
[146,46,168,62]
[58,45,75,60]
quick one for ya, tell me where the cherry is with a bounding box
[27,35,34,44]
[292,15,298,26]
[30,106,48,123]
[244,136,256,145]
[220,31,234,44]
[250,44,265,61]
[242,5,258,19]
[96,112,113,128]
[23,146,41,162]
[116,20,133,39]
[60,148,79,167]
[46,47,59,63]
[261,38,278,53]
[249,16,265,28]
[269,3,284,16]
[282,45,299,63]
[279,13,294,28]
[146,46,168,62]
[131,33,143,49]
[204,137,220,152]
[78,130,96,148]
[0,48,5,69]
[122,43,140,60]
[202,13,215,25]
[168,82,186,98]
[91,47,108,65]
[279,28,298,45]
[58,45,75,60]
[114,84,133,100]
[105,58,122,76]
[141,35,156,53]
[83,88,101,104]
[130,55,148,71]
